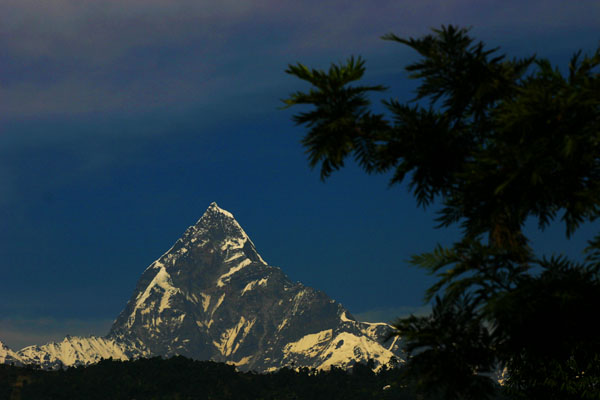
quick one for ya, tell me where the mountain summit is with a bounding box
[3,203,402,371]
[108,201,274,364]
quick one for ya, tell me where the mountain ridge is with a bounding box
[1,203,403,371]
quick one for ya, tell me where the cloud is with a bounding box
[2,0,596,120]
[1,0,596,210]
[0,317,114,351]
[353,305,431,324]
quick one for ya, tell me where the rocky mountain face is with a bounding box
[17,336,146,369]
[1,203,402,371]
[1,337,147,369]
[0,340,22,365]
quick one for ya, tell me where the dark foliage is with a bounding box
[389,295,498,400]
[283,25,600,400]
[0,357,421,400]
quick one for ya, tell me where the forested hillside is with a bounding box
[0,356,433,400]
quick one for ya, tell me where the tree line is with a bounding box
[0,356,504,400]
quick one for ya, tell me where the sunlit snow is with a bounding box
[200,293,211,312]
[16,336,138,368]
[316,332,396,371]
[216,258,252,287]
[241,277,268,295]
[134,263,181,314]
[213,316,256,357]
[283,329,333,359]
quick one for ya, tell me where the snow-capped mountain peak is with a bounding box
[193,202,249,240]
[182,202,267,266]
[1,203,402,372]
[107,203,401,371]
[206,201,234,218]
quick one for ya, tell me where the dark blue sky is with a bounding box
[1,0,599,350]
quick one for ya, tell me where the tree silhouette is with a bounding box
[283,25,600,399]
[2,356,416,399]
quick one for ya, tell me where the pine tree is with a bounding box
[283,25,600,399]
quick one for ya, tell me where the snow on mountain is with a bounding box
[1,202,404,371]
[15,336,148,370]
[284,330,393,371]
[0,340,22,365]
[277,311,403,372]
[108,202,403,371]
